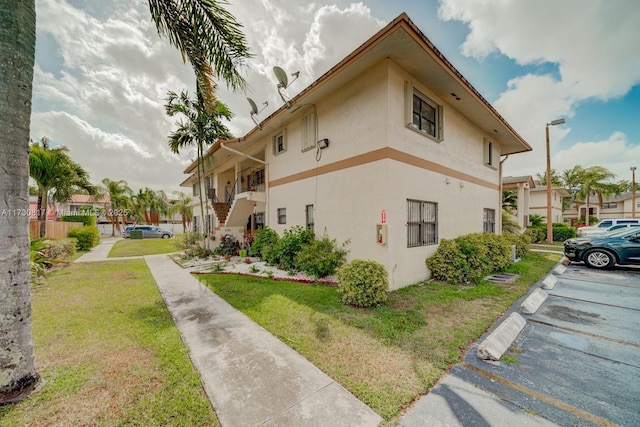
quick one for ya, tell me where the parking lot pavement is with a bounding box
[458,262,640,426]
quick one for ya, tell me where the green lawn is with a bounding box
[197,251,561,423]
[108,237,180,257]
[0,260,218,427]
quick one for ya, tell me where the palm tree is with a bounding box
[0,0,250,402]
[577,166,618,223]
[536,169,562,186]
[171,191,194,232]
[29,137,97,238]
[165,90,233,245]
[0,1,39,403]
[100,178,132,236]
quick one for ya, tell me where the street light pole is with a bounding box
[546,118,566,244]
[632,166,637,219]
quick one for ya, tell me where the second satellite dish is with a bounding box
[273,66,300,108]
[247,97,268,130]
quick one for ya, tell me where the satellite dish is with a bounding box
[273,66,289,88]
[247,98,259,115]
[247,98,268,130]
[273,65,300,108]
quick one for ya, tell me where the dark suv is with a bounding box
[564,228,640,269]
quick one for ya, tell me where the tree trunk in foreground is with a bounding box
[0,0,41,404]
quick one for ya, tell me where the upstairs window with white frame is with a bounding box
[301,113,316,152]
[272,130,287,155]
[406,83,443,141]
[484,138,498,169]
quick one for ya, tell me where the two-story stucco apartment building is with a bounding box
[180,13,532,289]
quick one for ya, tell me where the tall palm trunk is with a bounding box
[0,0,41,403]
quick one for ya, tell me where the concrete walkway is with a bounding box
[75,238,564,426]
[74,239,381,426]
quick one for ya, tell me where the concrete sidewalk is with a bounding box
[74,236,134,262]
[144,254,382,427]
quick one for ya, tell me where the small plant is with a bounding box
[183,245,213,260]
[313,318,330,342]
[336,259,388,307]
[264,269,274,278]
[249,265,260,274]
[501,354,518,364]
[41,238,77,261]
[209,262,226,272]
[174,232,202,250]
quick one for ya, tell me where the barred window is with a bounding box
[483,208,496,233]
[277,208,286,225]
[407,199,437,247]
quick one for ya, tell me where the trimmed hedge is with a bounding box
[61,214,96,226]
[336,260,388,307]
[426,232,527,285]
[67,226,100,251]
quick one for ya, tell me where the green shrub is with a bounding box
[295,234,349,278]
[42,238,77,261]
[425,239,465,284]
[61,214,95,226]
[275,226,314,270]
[426,233,514,285]
[67,226,100,251]
[501,232,531,259]
[250,226,279,263]
[524,227,545,243]
[552,224,576,242]
[336,259,388,307]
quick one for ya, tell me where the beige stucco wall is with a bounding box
[262,59,503,289]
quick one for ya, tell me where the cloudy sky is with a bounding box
[32,0,640,194]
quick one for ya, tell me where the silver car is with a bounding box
[122,225,173,239]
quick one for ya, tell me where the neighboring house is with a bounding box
[529,181,570,225]
[55,194,110,223]
[502,175,536,229]
[181,13,531,289]
[563,192,639,224]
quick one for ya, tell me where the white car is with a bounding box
[577,223,640,237]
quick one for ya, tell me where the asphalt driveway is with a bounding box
[459,262,640,426]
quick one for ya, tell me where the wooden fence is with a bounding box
[29,221,84,239]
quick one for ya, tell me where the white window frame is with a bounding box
[301,113,316,152]
[272,130,287,155]
[405,82,444,141]
[484,138,499,169]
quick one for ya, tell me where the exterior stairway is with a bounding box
[212,202,229,225]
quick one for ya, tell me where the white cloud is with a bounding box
[32,0,385,194]
[439,0,640,183]
[438,0,640,100]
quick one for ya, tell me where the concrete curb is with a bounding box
[477,313,526,361]
[553,264,567,275]
[541,275,558,289]
[520,289,548,314]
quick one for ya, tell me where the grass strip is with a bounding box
[0,259,218,426]
[108,238,179,257]
[197,252,560,422]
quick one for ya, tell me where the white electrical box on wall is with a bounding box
[376,224,387,245]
